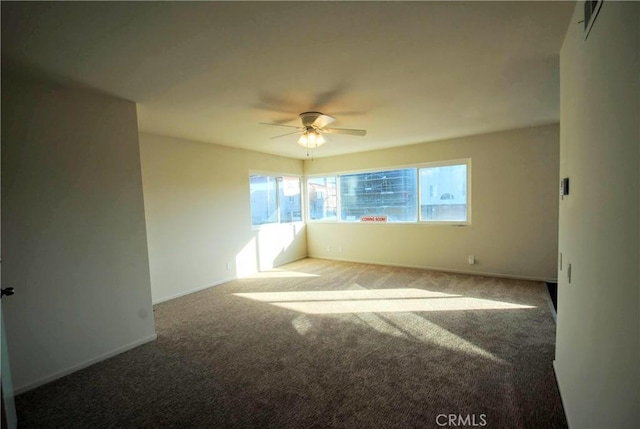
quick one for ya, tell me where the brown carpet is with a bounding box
[15,258,566,428]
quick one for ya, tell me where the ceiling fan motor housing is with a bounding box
[299,111,335,128]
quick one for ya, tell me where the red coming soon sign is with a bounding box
[360,215,388,223]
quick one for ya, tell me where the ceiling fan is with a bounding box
[260,111,366,149]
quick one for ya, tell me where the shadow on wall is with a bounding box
[235,222,306,276]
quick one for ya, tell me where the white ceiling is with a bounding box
[1,1,574,159]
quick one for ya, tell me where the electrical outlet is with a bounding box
[226,262,231,271]
[468,255,475,265]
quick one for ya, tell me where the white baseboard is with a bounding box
[152,255,308,305]
[14,333,158,395]
[270,255,308,269]
[152,276,237,305]
[308,254,557,283]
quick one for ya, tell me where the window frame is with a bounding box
[305,159,471,226]
[250,171,304,229]
[305,176,339,222]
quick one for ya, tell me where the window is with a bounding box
[278,176,302,222]
[419,163,468,222]
[305,159,470,225]
[340,169,417,222]
[250,175,301,226]
[307,176,337,221]
[250,176,277,225]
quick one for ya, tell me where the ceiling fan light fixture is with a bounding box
[261,111,363,150]
[297,130,326,148]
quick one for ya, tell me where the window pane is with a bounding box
[419,164,467,221]
[250,175,278,225]
[340,169,417,222]
[307,177,337,221]
[278,176,301,222]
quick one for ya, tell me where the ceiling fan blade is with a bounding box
[311,113,336,129]
[323,127,367,136]
[270,131,301,139]
[259,122,303,129]
[310,83,349,111]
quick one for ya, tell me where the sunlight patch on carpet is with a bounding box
[234,289,535,314]
[234,286,534,363]
[234,288,458,302]
[291,315,314,335]
[352,312,505,363]
[289,305,505,362]
[270,297,534,314]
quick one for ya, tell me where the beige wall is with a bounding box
[304,124,560,281]
[555,2,640,428]
[139,132,306,303]
[1,74,156,392]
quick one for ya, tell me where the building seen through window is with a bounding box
[250,175,301,226]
